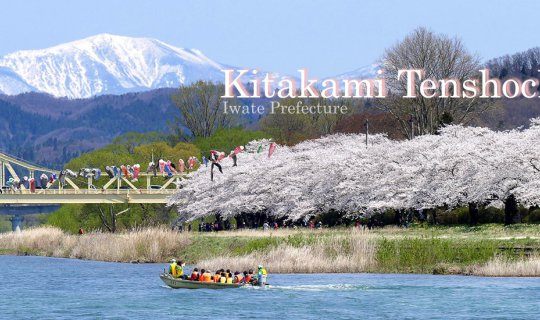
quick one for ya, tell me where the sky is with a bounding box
[1,0,539,78]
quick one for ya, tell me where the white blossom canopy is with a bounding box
[168,118,540,222]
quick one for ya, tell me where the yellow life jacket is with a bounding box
[226,277,233,284]
[177,265,184,276]
[259,268,267,276]
[220,277,226,283]
[170,263,178,277]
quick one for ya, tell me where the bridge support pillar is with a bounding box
[0,161,4,187]
[10,215,23,232]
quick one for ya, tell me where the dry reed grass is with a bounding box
[201,228,332,238]
[0,226,191,262]
[197,228,375,273]
[471,255,540,277]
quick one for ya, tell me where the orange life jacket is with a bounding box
[201,272,212,282]
[234,274,244,283]
[246,275,252,283]
[213,273,221,283]
[190,272,199,281]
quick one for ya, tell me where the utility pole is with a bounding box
[364,118,369,148]
[409,115,414,140]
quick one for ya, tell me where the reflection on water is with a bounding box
[1,256,539,319]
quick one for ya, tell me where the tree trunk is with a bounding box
[110,207,117,233]
[394,210,402,226]
[431,209,438,225]
[504,194,518,225]
[99,207,113,232]
[468,202,479,226]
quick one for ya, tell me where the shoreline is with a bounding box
[3,253,540,278]
[1,226,540,277]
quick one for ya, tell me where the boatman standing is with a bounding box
[169,259,185,279]
[257,264,268,285]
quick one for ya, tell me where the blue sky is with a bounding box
[1,0,539,77]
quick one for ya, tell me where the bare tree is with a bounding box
[486,47,540,79]
[98,206,129,233]
[379,27,492,138]
[171,81,233,139]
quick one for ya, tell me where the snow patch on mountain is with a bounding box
[0,34,226,98]
[0,66,37,95]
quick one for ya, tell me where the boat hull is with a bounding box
[160,273,244,289]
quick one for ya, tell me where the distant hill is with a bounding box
[476,47,540,129]
[0,88,180,168]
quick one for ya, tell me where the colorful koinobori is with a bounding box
[0,140,277,193]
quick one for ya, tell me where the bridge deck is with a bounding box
[0,189,175,204]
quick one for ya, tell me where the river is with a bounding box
[1,256,539,319]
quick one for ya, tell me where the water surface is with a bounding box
[1,256,539,319]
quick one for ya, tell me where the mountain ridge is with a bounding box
[0,34,228,98]
[0,34,377,99]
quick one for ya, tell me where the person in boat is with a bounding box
[225,269,232,282]
[200,269,213,282]
[213,270,220,283]
[190,268,200,281]
[234,271,244,284]
[219,272,227,283]
[257,265,268,285]
[243,271,249,282]
[168,259,182,278]
[247,269,257,284]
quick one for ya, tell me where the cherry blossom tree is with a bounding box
[168,118,540,223]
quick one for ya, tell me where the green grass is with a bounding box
[177,236,281,263]
[375,236,540,274]
[176,233,329,263]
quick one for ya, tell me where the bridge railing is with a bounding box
[0,188,178,195]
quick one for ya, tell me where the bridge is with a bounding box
[0,151,181,205]
[0,151,185,230]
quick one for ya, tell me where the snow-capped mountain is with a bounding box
[0,34,376,99]
[0,34,227,98]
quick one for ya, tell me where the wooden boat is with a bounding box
[160,273,244,289]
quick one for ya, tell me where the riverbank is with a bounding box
[1,225,540,276]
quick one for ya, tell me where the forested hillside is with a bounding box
[0,89,180,168]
